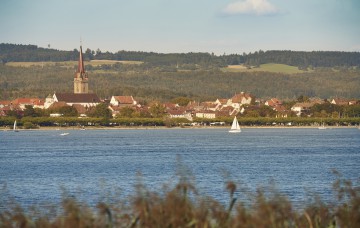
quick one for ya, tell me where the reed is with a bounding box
[0,170,359,227]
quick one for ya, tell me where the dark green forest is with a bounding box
[1,43,360,67]
[0,43,359,101]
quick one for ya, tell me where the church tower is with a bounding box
[74,45,89,94]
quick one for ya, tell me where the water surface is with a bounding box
[1,128,359,208]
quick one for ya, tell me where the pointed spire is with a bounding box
[77,45,85,74]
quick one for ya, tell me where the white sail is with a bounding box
[13,120,18,132]
[229,116,241,133]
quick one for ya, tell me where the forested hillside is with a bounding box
[1,63,359,101]
[1,43,359,101]
[1,43,360,68]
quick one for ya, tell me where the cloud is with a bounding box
[223,0,278,16]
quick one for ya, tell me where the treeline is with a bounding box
[0,44,79,62]
[1,116,359,129]
[243,50,360,68]
[1,43,360,68]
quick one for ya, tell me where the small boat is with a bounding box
[318,122,327,130]
[13,120,19,132]
[60,133,69,136]
[229,116,241,133]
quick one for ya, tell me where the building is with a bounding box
[110,96,137,107]
[11,98,44,110]
[74,45,88,94]
[53,93,100,107]
[45,45,101,110]
[291,102,314,117]
[227,92,253,110]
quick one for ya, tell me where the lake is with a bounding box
[0,128,359,209]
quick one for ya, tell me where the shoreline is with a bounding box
[1,125,358,131]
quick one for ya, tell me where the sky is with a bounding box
[1,0,360,55]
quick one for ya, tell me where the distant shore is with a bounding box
[1,125,358,131]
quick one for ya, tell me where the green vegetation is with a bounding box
[1,116,359,129]
[0,169,359,227]
[2,44,360,68]
[223,63,308,74]
[1,63,359,101]
[1,43,360,101]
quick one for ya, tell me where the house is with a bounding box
[0,105,22,117]
[291,103,315,117]
[167,109,192,121]
[72,104,88,116]
[264,98,290,118]
[265,98,282,107]
[273,105,289,118]
[52,93,100,108]
[215,99,228,106]
[110,96,137,107]
[108,106,122,117]
[200,102,218,111]
[163,103,180,110]
[331,98,350,106]
[349,100,359,105]
[48,101,69,110]
[0,100,11,108]
[195,111,216,119]
[219,106,238,116]
[11,98,45,110]
[227,92,253,110]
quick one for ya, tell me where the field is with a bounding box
[223,63,310,74]
[5,60,143,68]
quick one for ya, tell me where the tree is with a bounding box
[118,106,135,118]
[171,97,192,106]
[87,103,112,119]
[149,102,166,118]
[59,106,78,117]
[85,48,94,60]
[23,105,36,117]
[297,95,310,103]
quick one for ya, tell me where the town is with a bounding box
[1,46,359,128]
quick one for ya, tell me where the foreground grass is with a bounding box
[0,171,359,227]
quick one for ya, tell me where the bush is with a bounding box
[23,122,38,129]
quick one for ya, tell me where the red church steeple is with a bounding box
[74,45,88,93]
[78,46,85,73]
[75,45,87,78]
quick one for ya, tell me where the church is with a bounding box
[45,45,101,109]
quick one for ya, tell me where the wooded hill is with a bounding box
[1,43,360,68]
[0,43,359,101]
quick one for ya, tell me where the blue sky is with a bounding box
[1,0,359,55]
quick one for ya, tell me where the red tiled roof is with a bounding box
[12,98,43,105]
[231,92,251,103]
[72,104,87,114]
[48,102,69,109]
[114,96,135,104]
[0,100,11,106]
[55,93,100,103]
[217,99,228,104]
[167,110,185,115]
[164,103,179,109]
[273,105,287,112]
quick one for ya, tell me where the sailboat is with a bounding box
[229,116,241,133]
[13,120,19,132]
